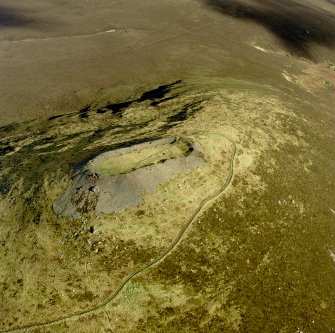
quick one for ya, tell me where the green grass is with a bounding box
[90,140,190,176]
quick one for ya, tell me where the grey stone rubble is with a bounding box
[53,137,204,219]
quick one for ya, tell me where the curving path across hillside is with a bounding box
[1,134,237,333]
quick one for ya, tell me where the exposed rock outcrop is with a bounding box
[53,137,204,219]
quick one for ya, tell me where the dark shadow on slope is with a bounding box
[167,101,203,122]
[79,106,91,119]
[0,145,15,156]
[202,0,335,58]
[138,80,182,103]
[47,81,183,121]
[0,5,49,30]
[95,80,182,116]
[0,122,18,134]
[102,101,133,116]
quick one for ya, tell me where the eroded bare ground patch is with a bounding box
[0,76,335,332]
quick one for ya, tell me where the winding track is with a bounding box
[1,135,237,333]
